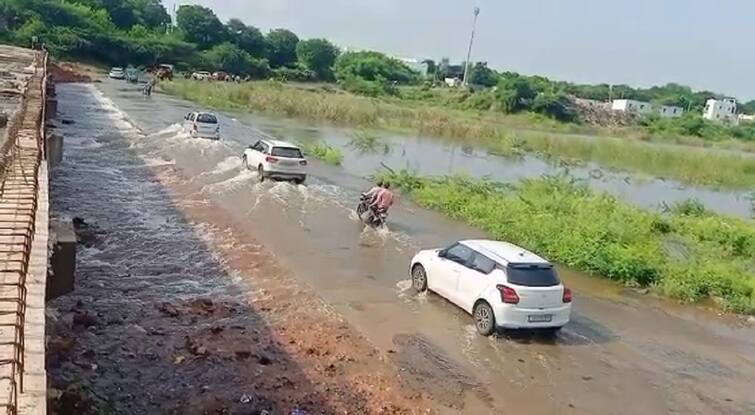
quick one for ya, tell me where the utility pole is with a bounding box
[462,6,480,87]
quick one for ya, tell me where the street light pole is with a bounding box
[462,6,480,87]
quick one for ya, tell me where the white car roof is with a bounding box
[262,139,300,148]
[460,239,549,265]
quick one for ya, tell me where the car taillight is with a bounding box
[496,285,519,304]
[299,160,307,166]
[563,287,572,303]
[265,156,278,163]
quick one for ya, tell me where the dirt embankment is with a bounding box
[49,61,98,83]
[47,163,435,413]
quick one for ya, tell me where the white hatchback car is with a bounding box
[183,112,220,140]
[410,239,572,336]
[243,139,307,184]
[108,67,125,79]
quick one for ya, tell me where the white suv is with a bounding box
[183,112,220,140]
[243,139,307,184]
[410,239,572,336]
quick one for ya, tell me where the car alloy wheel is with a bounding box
[473,302,495,336]
[412,265,427,292]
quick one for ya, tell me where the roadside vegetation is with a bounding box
[377,171,755,314]
[297,141,343,166]
[162,80,755,189]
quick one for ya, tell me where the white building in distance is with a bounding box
[611,99,683,118]
[703,98,738,124]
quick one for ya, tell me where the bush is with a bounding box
[334,51,419,85]
[340,76,396,97]
[271,66,316,82]
[531,92,576,122]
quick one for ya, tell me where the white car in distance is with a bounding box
[108,67,125,79]
[243,139,307,184]
[183,112,220,140]
[192,71,212,80]
[410,239,572,336]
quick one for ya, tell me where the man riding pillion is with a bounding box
[362,181,384,204]
[372,182,394,215]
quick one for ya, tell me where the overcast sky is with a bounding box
[177,0,754,99]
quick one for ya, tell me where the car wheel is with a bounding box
[257,165,265,182]
[473,301,496,336]
[293,177,305,185]
[411,264,428,292]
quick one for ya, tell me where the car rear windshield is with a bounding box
[196,114,218,124]
[506,263,560,287]
[271,147,303,158]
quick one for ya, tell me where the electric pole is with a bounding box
[462,6,480,87]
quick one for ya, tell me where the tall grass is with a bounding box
[378,170,755,314]
[297,141,343,165]
[348,129,391,155]
[161,80,755,189]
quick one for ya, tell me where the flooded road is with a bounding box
[53,80,755,414]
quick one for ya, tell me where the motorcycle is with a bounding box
[356,194,387,227]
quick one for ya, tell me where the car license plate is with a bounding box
[281,160,297,166]
[528,314,552,323]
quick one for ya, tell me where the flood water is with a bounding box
[51,80,755,414]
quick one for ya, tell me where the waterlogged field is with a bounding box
[379,171,755,314]
[161,80,755,190]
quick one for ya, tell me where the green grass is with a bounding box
[160,80,755,189]
[297,141,343,165]
[348,129,391,155]
[378,170,755,314]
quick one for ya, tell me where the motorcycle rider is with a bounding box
[372,181,395,215]
[143,81,153,96]
[363,180,385,204]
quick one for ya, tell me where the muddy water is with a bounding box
[66,80,755,414]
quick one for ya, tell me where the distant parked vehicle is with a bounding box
[192,71,211,81]
[242,139,307,184]
[153,64,173,81]
[182,111,220,140]
[409,239,573,336]
[108,67,125,80]
[212,71,229,81]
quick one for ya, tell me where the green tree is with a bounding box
[266,28,299,67]
[422,59,437,80]
[101,0,138,28]
[226,18,266,58]
[130,0,171,29]
[532,92,576,121]
[468,62,497,87]
[334,51,419,84]
[296,38,338,80]
[201,42,270,77]
[496,75,536,113]
[176,4,225,49]
[740,100,755,115]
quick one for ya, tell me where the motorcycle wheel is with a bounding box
[356,203,367,216]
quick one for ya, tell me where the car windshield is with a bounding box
[506,263,560,287]
[271,147,303,158]
[196,114,218,124]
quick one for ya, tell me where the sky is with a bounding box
[177,0,754,99]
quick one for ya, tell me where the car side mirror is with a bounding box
[438,249,447,258]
